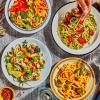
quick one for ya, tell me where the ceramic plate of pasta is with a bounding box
[5,0,51,34]
[50,57,95,100]
[52,2,100,55]
[1,38,52,88]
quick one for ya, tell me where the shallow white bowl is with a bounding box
[5,0,51,34]
[52,2,100,55]
[1,38,52,88]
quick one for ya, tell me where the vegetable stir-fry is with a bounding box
[58,10,97,50]
[5,40,45,82]
[9,0,48,29]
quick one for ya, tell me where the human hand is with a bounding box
[76,0,93,23]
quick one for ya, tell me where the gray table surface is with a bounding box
[0,0,100,100]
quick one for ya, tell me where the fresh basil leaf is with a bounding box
[19,54,25,58]
[17,11,21,15]
[27,70,32,75]
[34,46,40,53]
[20,12,27,19]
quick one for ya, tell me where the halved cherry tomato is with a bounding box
[66,36,73,43]
[78,37,86,45]
[74,27,84,34]
[89,29,94,36]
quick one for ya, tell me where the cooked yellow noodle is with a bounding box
[55,62,90,98]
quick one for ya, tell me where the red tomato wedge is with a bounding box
[78,37,86,45]
[89,29,94,36]
[66,36,73,43]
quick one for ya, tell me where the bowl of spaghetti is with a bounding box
[5,0,51,34]
[50,57,95,100]
[52,2,100,55]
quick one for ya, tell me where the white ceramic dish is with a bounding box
[1,38,52,88]
[5,0,51,34]
[52,2,100,55]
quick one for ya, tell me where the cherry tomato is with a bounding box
[66,36,73,43]
[78,37,86,45]
[89,29,94,36]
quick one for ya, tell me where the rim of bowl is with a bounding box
[52,2,100,55]
[50,57,95,100]
[1,37,52,88]
[5,0,51,34]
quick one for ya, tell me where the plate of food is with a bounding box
[52,2,100,55]
[0,87,14,100]
[1,38,52,88]
[50,57,95,100]
[5,0,51,34]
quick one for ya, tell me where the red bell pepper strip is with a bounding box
[74,27,84,34]
[9,0,28,13]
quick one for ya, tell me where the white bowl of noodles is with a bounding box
[5,0,51,34]
[52,2,100,55]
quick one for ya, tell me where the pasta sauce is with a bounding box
[1,88,13,100]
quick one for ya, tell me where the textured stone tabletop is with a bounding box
[0,0,100,100]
